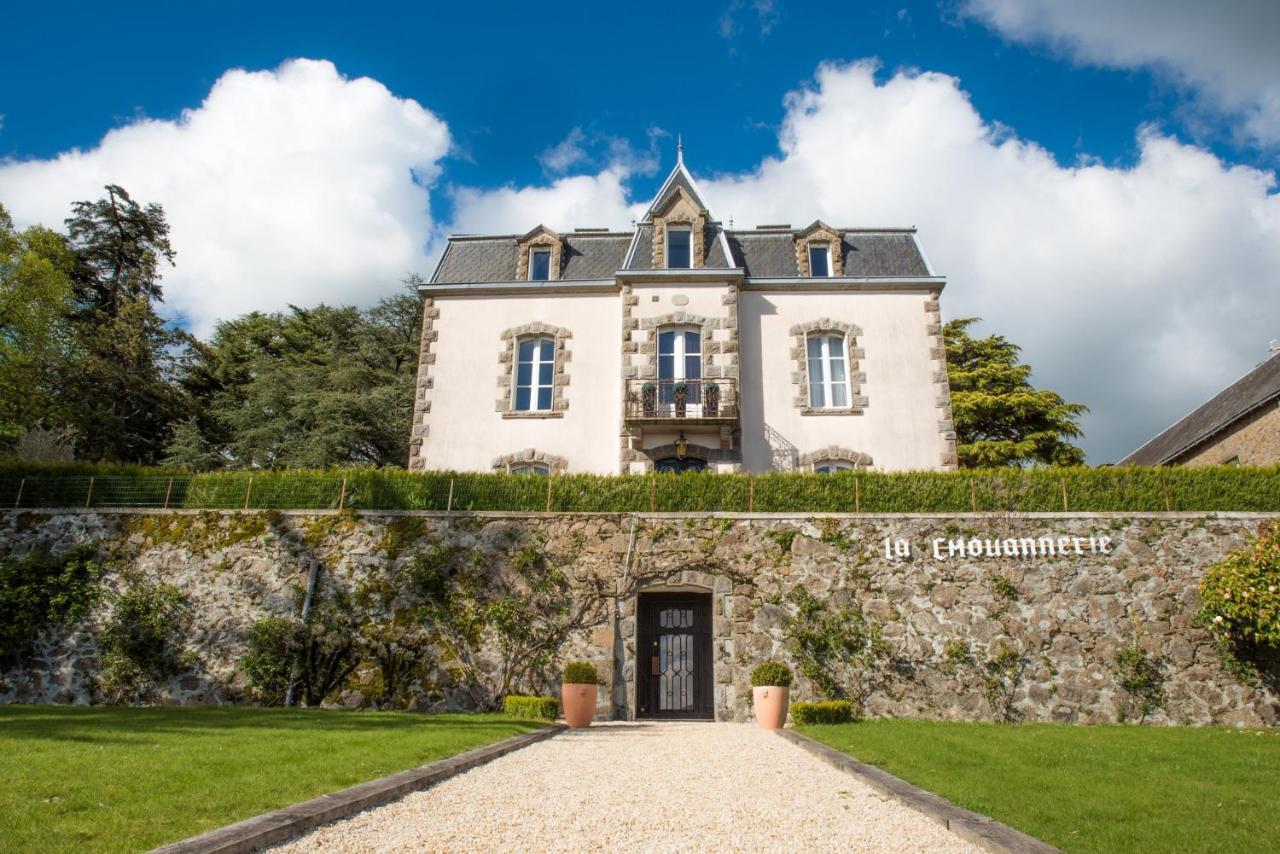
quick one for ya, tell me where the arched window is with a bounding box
[515,336,555,412]
[813,460,854,474]
[806,333,848,408]
[654,457,707,473]
[510,463,550,475]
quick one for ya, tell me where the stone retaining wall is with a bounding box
[1,510,1276,727]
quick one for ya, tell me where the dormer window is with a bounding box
[667,226,691,269]
[530,248,551,281]
[808,243,831,277]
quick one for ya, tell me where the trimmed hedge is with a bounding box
[790,700,854,725]
[750,661,794,688]
[502,695,559,721]
[562,661,600,685]
[1,464,1278,513]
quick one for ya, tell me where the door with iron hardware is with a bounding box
[636,592,714,719]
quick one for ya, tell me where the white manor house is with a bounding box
[409,151,957,475]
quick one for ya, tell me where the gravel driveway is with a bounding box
[274,722,979,853]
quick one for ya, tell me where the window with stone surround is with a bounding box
[798,447,872,472]
[496,322,571,417]
[789,319,867,415]
[492,449,567,474]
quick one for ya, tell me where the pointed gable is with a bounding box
[794,220,843,277]
[515,224,564,281]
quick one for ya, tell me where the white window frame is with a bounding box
[807,332,850,409]
[657,325,703,417]
[812,459,854,474]
[514,335,555,412]
[666,225,692,269]
[529,247,552,281]
[808,242,831,277]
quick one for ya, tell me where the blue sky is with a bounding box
[1,1,1278,464]
[1,2,1259,196]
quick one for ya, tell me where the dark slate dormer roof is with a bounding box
[1120,351,1280,465]
[625,223,733,270]
[431,233,630,284]
[726,229,930,278]
[641,149,712,222]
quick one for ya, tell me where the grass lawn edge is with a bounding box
[776,729,1061,854]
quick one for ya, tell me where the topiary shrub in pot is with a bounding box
[750,661,793,730]
[561,661,600,728]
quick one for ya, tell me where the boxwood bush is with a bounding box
[562,661,600,685]
[502,695,559,721]
[750,660,794,688]
[790,699,854,725]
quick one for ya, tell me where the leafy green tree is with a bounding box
[63,186,192,463]
[0,204,79,438]
[944,317,1087,467]
[173,287,420,469]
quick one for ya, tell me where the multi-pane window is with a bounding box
[808,243,831,277]
[807,333,848,408]
[530,248,551,281]
[813,460,854,474]
[658,326,702,410]
[515,337,555,411]
[667,226,691,268]
[510,463,550,475]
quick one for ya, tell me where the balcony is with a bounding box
[624,379,739,424]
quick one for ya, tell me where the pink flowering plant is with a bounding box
[1198,523,1280,649]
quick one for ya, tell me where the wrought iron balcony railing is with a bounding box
[624,378,739,423]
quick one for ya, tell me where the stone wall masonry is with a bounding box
[1,509,1276,727]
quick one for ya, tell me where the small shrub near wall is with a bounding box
[562,661,600,685]
[503,695,558,721]
[791,700,854,725]
[1199,522,1280,679]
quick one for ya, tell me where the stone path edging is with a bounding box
[775,729,1061,854]
[149,724,564,854]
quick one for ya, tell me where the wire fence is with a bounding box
[1,467,1278,514]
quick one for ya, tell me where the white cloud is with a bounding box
[448,61,1280,463]
[538,128,589,174]
[448,167,639,235]
[0,58,449,337]
[963,0,1280,145]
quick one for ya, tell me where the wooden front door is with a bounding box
[636,593,714,719]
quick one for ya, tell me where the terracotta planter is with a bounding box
[753,685,790,730]
[562,682,598,728]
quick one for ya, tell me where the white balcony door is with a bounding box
[657,327,702,416]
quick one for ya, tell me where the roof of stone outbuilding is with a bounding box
[431,233,632,284]
[1120,350,1280,465]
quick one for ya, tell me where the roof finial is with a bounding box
[677,133,684,166]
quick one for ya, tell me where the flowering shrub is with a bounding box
[1199,523,1280,650]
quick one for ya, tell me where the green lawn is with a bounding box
[0,706,542,853]
[800,720,1280,854]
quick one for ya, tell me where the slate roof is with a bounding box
[625,224,731,270]
[431,233,631,284]
[429,156,934,284]
[1120,351,1280,465]
[725,230,931,278]
[644,167,709,219]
